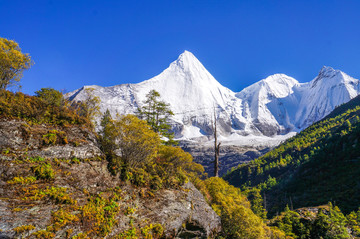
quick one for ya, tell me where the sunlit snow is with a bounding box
[67,52,360,146]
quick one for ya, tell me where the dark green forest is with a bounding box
[224,95,360,238]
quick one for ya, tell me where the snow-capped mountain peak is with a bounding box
[260,74,299,97]
[263,73,297,84]
[236,73,298,100]
[311,66,343,87]
[67,52,360,143]
[319,65,339,76]
[295,66,360,129]
[173,50,200,69]
[140,50,222,87]
[135,51,233,114]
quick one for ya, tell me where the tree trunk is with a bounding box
[214,111,220,177]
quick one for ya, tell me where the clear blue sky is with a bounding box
[1,0,360,95]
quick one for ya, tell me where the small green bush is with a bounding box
[42,130,67,145]
[42,130,57,145]
[71,157,80,164]
[13,224,35,234]
[42,187,75,204]
[26,156,45,163]
[7,176,37,185]
[131,168,149,187]
[32,163,55,180]
[35,87,63,107]
[141,223,164,238]
[150,175,163,191]
[81,194,120,237]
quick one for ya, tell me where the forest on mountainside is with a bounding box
[224,94,360,238]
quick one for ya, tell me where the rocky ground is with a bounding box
[0,119,102,160]
[0,119,221,239]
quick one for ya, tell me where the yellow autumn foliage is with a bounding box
[158,145,204,179]
[204,177,285,239]
[0,37,32,90]
[113,114,161,168]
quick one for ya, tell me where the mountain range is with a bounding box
[67,51,360,145]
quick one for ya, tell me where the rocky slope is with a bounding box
[181,142,270,177]
[0,119,102,160]
[0,119,221,238]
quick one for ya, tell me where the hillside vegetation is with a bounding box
[0,89,215,238]
[0,89,92,127]
[0,36,281,238]
[224,95,360,238]
[0,88,283,238]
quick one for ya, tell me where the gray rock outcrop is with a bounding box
[0,119,103,160]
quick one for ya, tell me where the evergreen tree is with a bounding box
[99,109,115,154]
[35,87,64,107]
[137,89,176,145]
[312,204,350,239]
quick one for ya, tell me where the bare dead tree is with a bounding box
[213,110,221,177]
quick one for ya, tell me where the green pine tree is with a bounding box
[99,109,115,154]
[137,90,177,145]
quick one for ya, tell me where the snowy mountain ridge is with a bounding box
[67,51,360,145]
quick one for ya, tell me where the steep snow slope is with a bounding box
[67,52,360,144]
[133,51,238,138]
[68,51,240,140]
[236,74,300,136]
[295,66,360,129]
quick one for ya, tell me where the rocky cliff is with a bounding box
[0,119,221,238]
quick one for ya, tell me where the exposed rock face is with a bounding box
[181,141,270,176]
[27,144,102,160]
[135,182,221,238]
[0,158,221,238]
[0,119,103,160]
[0,119,221,238]
[0,158,116,239]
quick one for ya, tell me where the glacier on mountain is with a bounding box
[67,51,360,145]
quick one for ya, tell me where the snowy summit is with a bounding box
[67,51,360,145]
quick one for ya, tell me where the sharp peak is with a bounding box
[311,66,349,87]
[320,65,335,71]
[176,50,199,62]
[181,50,193,54]
[318,66,343,76]
[171,50,205,70]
